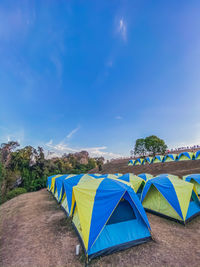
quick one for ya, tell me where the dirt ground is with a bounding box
[0,189,200,267]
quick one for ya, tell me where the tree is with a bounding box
[145,135,167,156]
[134,138,146,157]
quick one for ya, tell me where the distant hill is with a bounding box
[89,158,200,177]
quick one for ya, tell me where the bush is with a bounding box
[5,187,27,201]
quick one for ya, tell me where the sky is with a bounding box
[0,0,200,159]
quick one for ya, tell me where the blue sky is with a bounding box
[0,0,200,158]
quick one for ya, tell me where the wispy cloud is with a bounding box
[115,115,123,120]
[66,126,80,139]
[118,18,127,41]
[0,127,25,145]
[45,137,121,159]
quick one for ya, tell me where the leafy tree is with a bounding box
[144,135,167,156]
[133,135,167,157]
[134,138,147,157]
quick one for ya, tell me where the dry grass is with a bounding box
[0,189,200,267]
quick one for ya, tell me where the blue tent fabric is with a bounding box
[177,152,193,160]
[141,176,183,219]
[47,174,58,189]
[87,178,151,256]
[195,150,200,159]
[185,174,200,184]
[163,154,177,161]
[88,178,126,251]
[55,175,69,201]
[63,174,85,214]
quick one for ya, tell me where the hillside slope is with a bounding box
[89,159,200,177]
[0,189,200,267]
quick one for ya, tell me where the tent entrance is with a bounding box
[107,199,136,225]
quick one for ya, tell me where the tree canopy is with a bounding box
[0,141,104,204]
[133,135,167,157]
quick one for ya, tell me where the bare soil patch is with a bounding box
[0,189,200,267]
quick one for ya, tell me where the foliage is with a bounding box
[0,141,105,204]
[134,138,146,157]
[5,187,27,201]
[134,135,167,157]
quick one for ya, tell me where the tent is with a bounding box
[177,152,194,161]
[114,173,123,177]
[155,173,180,180]
[100,174,119,179]
[184,174,200,195]
[117,173,145,197]
[47,174,59,191]
[89,174,102,178]
[163,154,177,162]
[128,160,134,166]
[134,158,145,166]
[137,173,154,181]
[152,155,164,164]
[71,177,151,259]
[54,174,78,202]
[141,176,200,224]
[194,150,200,160]
[54,174,69,201]
[61,174,95,215]
[48,174,63,193]
[145,157,153,164]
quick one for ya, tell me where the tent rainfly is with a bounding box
[184,174,200,195]
[141,176,200,224]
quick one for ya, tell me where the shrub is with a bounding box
[5,187,27,201]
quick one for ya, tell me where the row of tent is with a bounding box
[47,172,200,260]
[128,151,200,166]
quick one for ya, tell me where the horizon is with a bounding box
[1,0,200,159]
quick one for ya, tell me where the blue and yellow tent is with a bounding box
[54,174,69,201]
[71,178,151,259]
[128,160,134,166]
[177,152,194,161]
[48,174,64,193]
[61,174,95,214]
[184,174,200,195]
[114,173,123,177]
[47,174,61,191]
[117,173,145,196]
[54,174,78,202]
[141,176,200,224]
[163,154,177,162]
[155,173,180,180]
[137,173,154,181]
[100,174,119,179]
[194,150,200,160]
[134,158,145,166]
[152,155,164,164]
[145,157,153,164]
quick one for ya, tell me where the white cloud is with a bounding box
[0,128,25,145]
[118,18,127,41]
[45,138,121,159]
[66,126,80,139]
[115,115,123,120]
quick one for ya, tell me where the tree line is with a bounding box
[0,141,104,204]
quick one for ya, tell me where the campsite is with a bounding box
[1,158,200,267]
[1,1,200,266]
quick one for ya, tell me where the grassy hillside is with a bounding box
[89,159,200,177]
